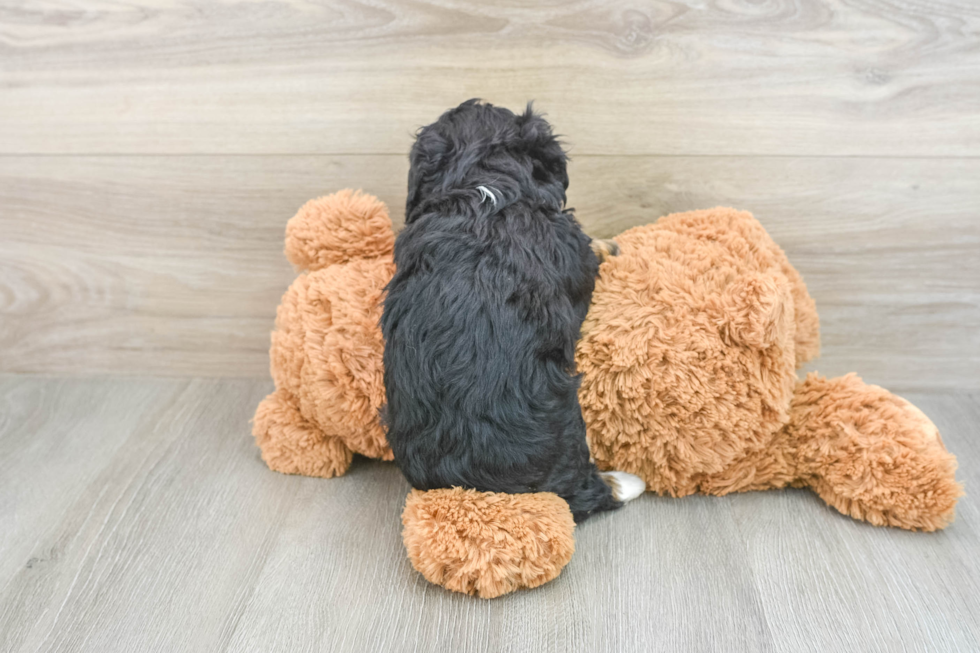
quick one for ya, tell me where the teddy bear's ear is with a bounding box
[719,272,794,350]
[284,189,394,272]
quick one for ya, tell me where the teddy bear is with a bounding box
[252,189,394,478]
[253,190,962,599]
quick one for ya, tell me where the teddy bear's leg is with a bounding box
[252,389,353,478]
[786,373,962,531]
[401,488,576,599]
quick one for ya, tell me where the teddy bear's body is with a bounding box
[254,190,394,478]
[254,190,961,598]
[578,209,959,531]
[579,209,812,497]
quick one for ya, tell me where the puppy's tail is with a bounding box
[600,470,646,503]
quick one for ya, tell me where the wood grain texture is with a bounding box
[2,0,979,156]
[0,376,977,652]
[2,155,977,389]
[2,2,977,649]
[730,391,980,652]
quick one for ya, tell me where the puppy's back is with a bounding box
[382,100,632,522]
[383,197,595,491]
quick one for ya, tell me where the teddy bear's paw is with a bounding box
[252,389,353,478]
[401,488,575,599]
[792,374,962,531]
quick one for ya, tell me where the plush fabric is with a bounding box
[578,208,960,532]
[785,373,960,531]
[402,488,575,598]
[285,188,395,271]
[253,190,395,477]
[254,190,962,598]
[577,208,806,496]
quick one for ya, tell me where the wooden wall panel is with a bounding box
[1,1,977,387]
[1,1,979,156]
[2,155,977,389]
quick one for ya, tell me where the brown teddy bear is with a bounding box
[253,190,962,599]
[253,189,394,478]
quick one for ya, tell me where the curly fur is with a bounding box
[381,100,620,522]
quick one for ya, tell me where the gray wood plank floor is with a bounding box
[1,376,977,652]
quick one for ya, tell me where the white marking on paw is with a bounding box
[602,471,646,502]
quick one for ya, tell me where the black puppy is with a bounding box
[381,100,644,522]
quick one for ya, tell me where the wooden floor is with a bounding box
[2,1,979,651]
[0,376,977,652]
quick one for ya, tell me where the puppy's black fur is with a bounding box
[381,100,621,523]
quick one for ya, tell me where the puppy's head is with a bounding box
[406,99,569,223]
